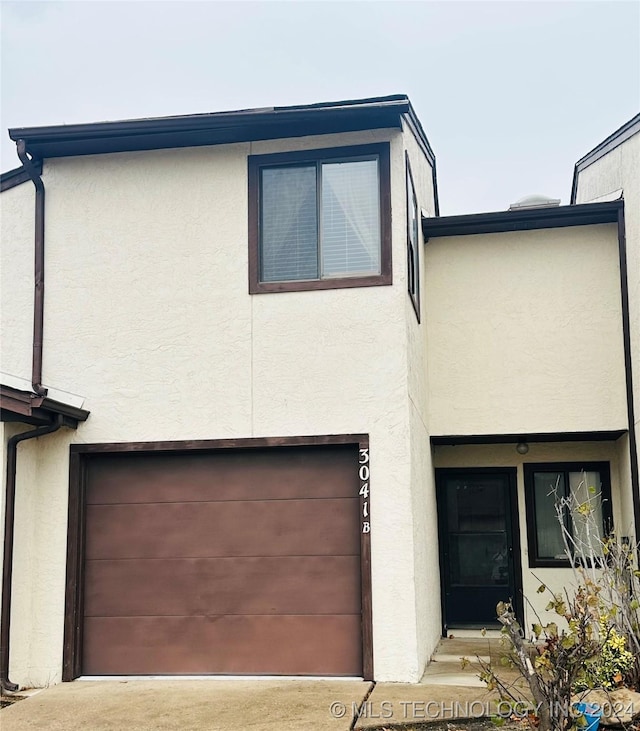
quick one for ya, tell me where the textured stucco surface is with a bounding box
[0,180,34,378]
[0,128,434,686]
[424,224,627,436]
[575,130,640,500]
[2,121,636,690]
[433,440,625,630]
[403,124,442,678]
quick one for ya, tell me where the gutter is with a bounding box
[8,95,411,160]
[1,416,64,692]
[16,140,47,398]
[616,205,640,543]
[0,163,42,193]
[422,199,622,239]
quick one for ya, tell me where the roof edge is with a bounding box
[422,199,623,238]
[431,430,627,446]
[0,162,42,192]
[570,111,640,204]
[0,385,90,426]
[401,101,440,216]
[8,95,412,160]
[402,104,436,166]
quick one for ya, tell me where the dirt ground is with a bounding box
[361,720,518,731]
[1,695,27,710]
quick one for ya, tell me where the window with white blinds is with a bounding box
[321,160,380,278]
[259,156,381,283]
[261,166,318,282]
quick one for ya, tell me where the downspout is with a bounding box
[1,416,64,692]
[616,204,640,544]
[16,140,47,398]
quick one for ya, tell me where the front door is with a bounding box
[436,468,521,630]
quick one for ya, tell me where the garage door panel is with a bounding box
[86,447,358,505]
[83,615,362,676]
[84,556,362,616]
[85,498,360,559]
[81,445,364,676]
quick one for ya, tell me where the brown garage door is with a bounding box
[82,445,362,675]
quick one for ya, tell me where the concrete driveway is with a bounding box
[1,679,372,731]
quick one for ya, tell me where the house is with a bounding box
[1,96,638,690]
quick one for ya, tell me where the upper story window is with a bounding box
[248,143,391,293]
[524,462,613,568]
[406,154,420,321]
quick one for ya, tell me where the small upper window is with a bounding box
[248,143,391,293]
[406,154,420,321]
[524,462,613,567]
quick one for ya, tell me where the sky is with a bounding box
[1,1,638,215]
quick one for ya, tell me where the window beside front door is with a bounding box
[523,462,613,568]
[248,143,392,293]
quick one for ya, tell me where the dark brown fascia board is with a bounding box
[402,105,436,167]
[422,199,622,239]
[431,431,627,446]
[570,112,640,204]
[70,434,368,454]
[0,389,34,418]
[0,386,89,426]
[402,105,440,216]
[8,95,410,160]
[0,162,42,192]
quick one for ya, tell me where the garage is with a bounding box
[73,442,364,677]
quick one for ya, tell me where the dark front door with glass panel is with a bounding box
[436,469,521,629]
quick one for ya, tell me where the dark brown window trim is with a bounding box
[64,434,373,682]
[248,143,392,294]
[405,152,420,322]
[523,461,613,569]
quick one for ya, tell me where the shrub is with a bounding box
[573,621,634,691]
[477,472,639,731]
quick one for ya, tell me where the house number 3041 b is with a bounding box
[359,448,370,534]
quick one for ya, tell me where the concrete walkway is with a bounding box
[1,639,523,731]
[0,679,372,731]
[355,637,522,730]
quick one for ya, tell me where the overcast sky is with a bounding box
[1,1,638,215]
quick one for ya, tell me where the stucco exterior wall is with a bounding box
[1,127,433,685]
[424,224,627,436]
[433,439,625,632]
[404,124,441,677]
[0,180,34,379]
[575,131,640,496]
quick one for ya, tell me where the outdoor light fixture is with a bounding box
[516,441,529,455]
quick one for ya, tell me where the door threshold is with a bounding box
[77,675,365,682]
[443,628,502,639]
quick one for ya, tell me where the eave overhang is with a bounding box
[8,95,415,161]
[422,199,623,239]
[431,431,627,447]
[1,386,90,427]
